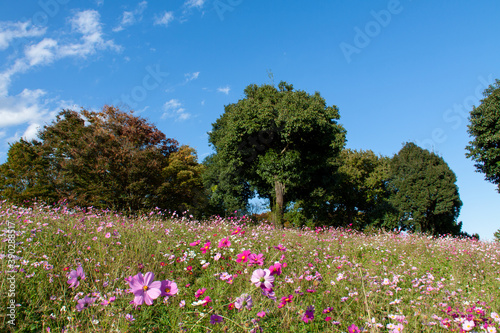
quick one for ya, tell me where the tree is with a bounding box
[466,79,500,192]
[0,106,207,213]
[326,149,394,230]
[388,142,463,235]
[207,81,346,225]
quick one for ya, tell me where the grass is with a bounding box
[1,200,499,332]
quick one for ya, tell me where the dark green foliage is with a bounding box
[206,81,346,224]
[388,142,463,235]
[466,79,500,192]
[0,106,206,215]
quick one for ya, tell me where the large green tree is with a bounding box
[388,142,463,235]
[207,81,346,225]
[466,79,500,192]
[0,106,205,213]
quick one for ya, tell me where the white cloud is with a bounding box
[162,99,191,121]
[22,123,41,141]
[113,1,148,32]
[0,21,46,50]
[25,38,58,67]
[217,86,230,95]
[184,71,200,82]
[154,11,174,27]
[0,89,50,128]
[185,0,206,9]
[59,10,121,57]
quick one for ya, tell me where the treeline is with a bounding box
[0,80,489,237]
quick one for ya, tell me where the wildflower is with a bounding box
[390,323,404,333]
[487,326,497,333]
[269,263,282,276]
[76,296,96,312]
[323,307,334,313]
[274,244,287,251]
[302,305,314,323]
[278,294,293,308]
[202,296,212,306]
[200,241,211,254]
[250,268,274,289]
[195,288,206,298]
[67,266,85,289]
[160,280,178,297]
[214,253,222,261]
[125,314,135,322]
[179,300,185,308]
[235,293,253,311]
[462,320,475,331]
[189,240,201,246]
[231,227,241,235]
[348,324,361,333]
[218,237,231,248]
[210,314,224,325]
[100,296,116,306]
[237,250,252,263]
[105,232,111,238]
[128,272,162,306]
[248,253,265,266]
[257,311,266,318]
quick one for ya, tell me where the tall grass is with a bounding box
[1,201,499,332]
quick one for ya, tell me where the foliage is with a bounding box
[2,201,500,333]
[0,106,205,215]
[388,142,463,235]
[207,81,346,225]
[466,78,500,192]
[494,229,500,242]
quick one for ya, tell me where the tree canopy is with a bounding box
[0,106,205,214]
[206,81,346,225]
[466,78,500,192]
[388,142,463,235]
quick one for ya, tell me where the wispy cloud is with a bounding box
[162,99,191,121]
[184,71,200,83]
[184,0,206,9]
[113,1,148,32]
[154,11,174,27]
[0,21,46,50]
[217,85,230,95]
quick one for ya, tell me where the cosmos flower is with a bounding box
[250,268,274,289]
[160,280,178,297]
[302,305,314,323]
[67,266,85,289]
[237,250,252,263]
[128,272,162,306]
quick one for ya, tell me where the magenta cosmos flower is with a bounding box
[200,241,211,254]
[128,272,162,305]
[250,268,274,289]
[67,266,85,289]
[236,250,252,263]
[269,262,282,276]
[218,237,231,248]
[248,253,265,266]
[302,305,315,323]
[160,280,178,297]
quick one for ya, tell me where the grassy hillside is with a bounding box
[1,201,499,332]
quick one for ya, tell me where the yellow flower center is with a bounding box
[165,288,170,293]
[143,286,149,291]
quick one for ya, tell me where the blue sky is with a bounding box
[0,0,499,239]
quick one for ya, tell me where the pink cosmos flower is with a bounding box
[218,237,231,248]
[250,268,274,289]
[257,311,266,318]
[348,324,361,333]
[160,280,178,297]
[236,250,252,263]
[189,240,201,246]
[231,227,241,235]
[248,253,265,266]
[195,288,206,298]
[105,232,111,238]
[76,296,96,311]
[200,241,211,254]
[269,262,282,276]
[67,266,85,289]
[128,272,162,306]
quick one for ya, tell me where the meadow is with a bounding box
[1,201,499,333]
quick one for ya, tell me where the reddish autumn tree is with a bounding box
[0,106,187,211]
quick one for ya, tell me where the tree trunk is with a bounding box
[274,179,285,227]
